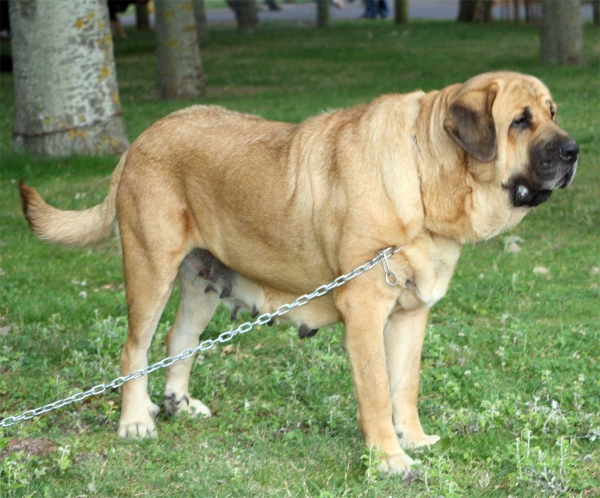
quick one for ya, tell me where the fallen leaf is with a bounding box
[0,326,10,336]
[220,344,235,357]
[533,266,550,275]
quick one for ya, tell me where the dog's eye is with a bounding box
[547,100,557,121]
[510,115,529,130]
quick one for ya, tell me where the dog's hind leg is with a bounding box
[117,219,188,439]
[163,261,220,418]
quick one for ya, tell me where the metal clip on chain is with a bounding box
[0,246,402,428]
[381,248,400,287]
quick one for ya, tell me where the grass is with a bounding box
[1,20,599,497]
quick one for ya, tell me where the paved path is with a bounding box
[121,0,593,26]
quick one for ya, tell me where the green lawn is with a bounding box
[1,21,599,497]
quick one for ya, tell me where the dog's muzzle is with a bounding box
[507,137,579,208]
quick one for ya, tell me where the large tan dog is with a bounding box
[19,72,578,474]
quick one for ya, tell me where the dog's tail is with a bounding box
[19,150,128,247]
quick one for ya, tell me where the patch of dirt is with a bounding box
[1,438,59,460]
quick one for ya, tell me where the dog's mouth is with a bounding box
[504,178,552,208]
[505,157,578,208]
[557,159,578,189]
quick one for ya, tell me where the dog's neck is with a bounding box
[413,87,523,244]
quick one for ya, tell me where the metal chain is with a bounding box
[0,246,402,429]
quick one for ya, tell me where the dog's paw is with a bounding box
[376,451,414,475]
[118,402,160,439]
[164,392,212,418]
[399,432,440,449]
[186,398,212,418]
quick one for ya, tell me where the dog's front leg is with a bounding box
[335,281,413,475]
[384,308,440,448]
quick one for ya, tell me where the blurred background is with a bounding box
[0,0,597,156]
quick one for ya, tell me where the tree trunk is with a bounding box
[541,0,584,65]
[524,0,531,24]
[316,0,330,27]
[395,0,408,24]
[472,0,492,22]
[9,0,128,157]
[458,0,476,22]
[482,0,493,22]
[136,1,150,30]
[227,0,258,32]
[593,0,599,26]
[193,0,208,45]
[513,0,521,23]
[458,0,491,22]
[155,0,204,99]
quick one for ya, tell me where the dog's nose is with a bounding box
[559,141,579,162]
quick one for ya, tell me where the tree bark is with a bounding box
[541,0,584,65]
[9,0,128,157]
[316,0,330,27]
[136,1,150,30]
[193,0,208,45]
[472,0,492,22]
[593,0,599,26]
[227,0,258,32]
[513,0,521,23]
[458,0,492,22]
[155,0,204,99]
[458,0,475,22]
[395,0,408,24]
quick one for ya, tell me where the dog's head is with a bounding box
[443,72,578,210]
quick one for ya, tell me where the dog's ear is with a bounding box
[443,82,499,163]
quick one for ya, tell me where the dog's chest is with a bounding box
[394,235,461,311]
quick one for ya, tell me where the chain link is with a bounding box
[0,246,402,429]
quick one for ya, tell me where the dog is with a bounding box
[19,72,578,474]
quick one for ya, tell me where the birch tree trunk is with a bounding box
[316,0,330,28]
[9,0,129,157]
[155,0,204,99]
[541,0,584,65]
[193,0,209,45]
[227,0,259,32]
[395,0,408,24]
